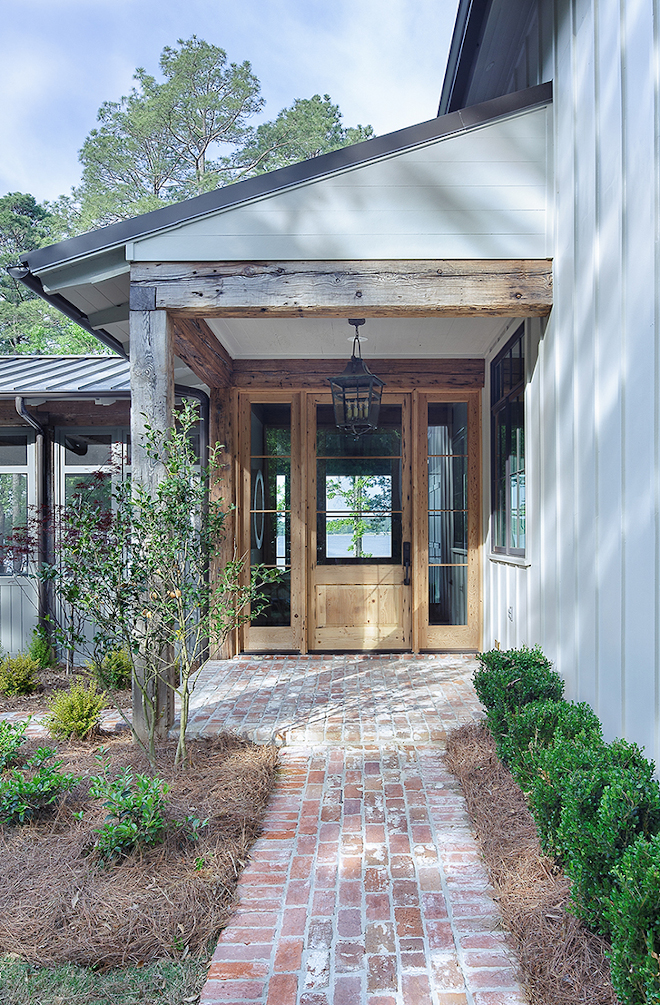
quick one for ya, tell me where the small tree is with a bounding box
[41,402,278,766]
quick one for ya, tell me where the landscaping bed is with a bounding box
[0,730,278,1002]
[446,720,616,1005]
[0,668,130,718]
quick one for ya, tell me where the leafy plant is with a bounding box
[555,745,660,933]
[0,653,39,696]
[0,719,28,772]
[473,644,563,741]
[44,678,106,740]
[498,698,602,788]
[89,756,169,862]
[0,747,80,825]
[42,400,280,767]
[607,833,660,1005]
[90,649,132,690]
[28,624,55,669]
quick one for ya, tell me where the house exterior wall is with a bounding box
[473,0,660,764]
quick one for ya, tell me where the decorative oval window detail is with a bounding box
[253,468,265,550]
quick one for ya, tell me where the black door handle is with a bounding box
[403,541,411,586]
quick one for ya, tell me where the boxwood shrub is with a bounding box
[473,644,564,741]
[606,833,660,1005]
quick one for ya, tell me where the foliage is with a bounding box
[235,93,374,177]
[90,649,132,690]
[473,644,563,741]
[0,747,80,825]
[44,678,106,739]
[607,833,660,1005]
[0,192,52,305]
[42,400,280,766]
[498,698,602,788]
[28,624,55,669]
[0,719,28,772]
[89,753,169,862]
[554,743,660,933]
[0,653,39,695]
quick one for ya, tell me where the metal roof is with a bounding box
[0,356,130,396]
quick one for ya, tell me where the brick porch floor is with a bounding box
[189,655,527,1005]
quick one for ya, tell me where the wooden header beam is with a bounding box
[131,259,553,318]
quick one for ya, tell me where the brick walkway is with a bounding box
[189,655,527,1005]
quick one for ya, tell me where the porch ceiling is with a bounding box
[205,315,511,359]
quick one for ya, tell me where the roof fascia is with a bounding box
[22,82,552,277]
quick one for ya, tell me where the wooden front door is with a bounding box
[308,393,412,650]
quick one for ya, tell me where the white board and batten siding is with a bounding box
[128,107,552,263]
[474,0,660,770]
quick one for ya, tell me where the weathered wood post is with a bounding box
[129,295,175,744]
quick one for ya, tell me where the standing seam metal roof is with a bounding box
[0,356,131,395]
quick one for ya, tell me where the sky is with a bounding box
[0,0,460,204]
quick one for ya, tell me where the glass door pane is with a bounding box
[250,403,291,627]
[428,402,468,625]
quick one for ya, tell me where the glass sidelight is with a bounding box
[250,403,291,626]
[427,402,468,625]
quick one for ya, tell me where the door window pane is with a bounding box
[317,405,402,564]
[250,404,291,626]
[428,403,468,625]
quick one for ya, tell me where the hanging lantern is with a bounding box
[328,319,385,435]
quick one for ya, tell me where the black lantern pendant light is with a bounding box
[328,319,385,436]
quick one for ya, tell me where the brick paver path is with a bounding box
[189,655,527,1005]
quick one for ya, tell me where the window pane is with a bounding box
[251,571,291,627]
[251,511,290,566]
[428,565,467,625]
[317,404,402,457]
[490,326,525,556]
[428,455,467,510]
[428,403,467,454]
[429,512,467,562]
[64,472,112,510]
[0,473,28,574]
[0,433,28,465]
[251,457,290,511]
[318,512,401,562]
[251,404,291,456]
[65,433,113,466]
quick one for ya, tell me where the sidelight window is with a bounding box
[491,325,525,557]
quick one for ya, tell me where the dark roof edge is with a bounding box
[439,0,494,116]
[22,82,553,275]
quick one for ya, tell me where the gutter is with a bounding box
[5,265,128,358]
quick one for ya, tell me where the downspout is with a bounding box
[14,397,47,625]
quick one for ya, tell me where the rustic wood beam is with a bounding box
[230,357,485,389]
[171,317,233,387]
[131,260,552,318]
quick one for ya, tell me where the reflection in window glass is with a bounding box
[317,406,402,564]
[428,403,468,625]
[65,433,113,466]
[0,434,28,466]
[491,326,525,555]
[0,473,28,574]
[64,472,112,510]
[250,404,291,627]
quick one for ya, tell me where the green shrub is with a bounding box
[556,745,660,934]
[0,719,28,772]
[90,649,132,690]
[44,678,106,740]
[0,747,80,825]
[473,644,564,740]
[606,833,660,1005]
[0,653,39,696]
[499,698,602,788]
[28,624,55,669]
[89,763,169,862]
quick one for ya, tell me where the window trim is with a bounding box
[490,324,526,559]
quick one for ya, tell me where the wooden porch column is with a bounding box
[129,305,175,742]
[210,385,236,659]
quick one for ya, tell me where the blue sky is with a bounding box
[0,0,460,203]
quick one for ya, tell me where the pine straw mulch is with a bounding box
[0,732,278,968]
[0,668,131,717]
[445,721,617,1005]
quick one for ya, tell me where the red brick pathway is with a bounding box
[192,655,526,1005]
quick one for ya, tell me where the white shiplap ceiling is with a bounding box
[205,315,510,359]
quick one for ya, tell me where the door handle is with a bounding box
[403,541,411,586]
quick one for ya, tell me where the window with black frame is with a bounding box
[491,325,525,557]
